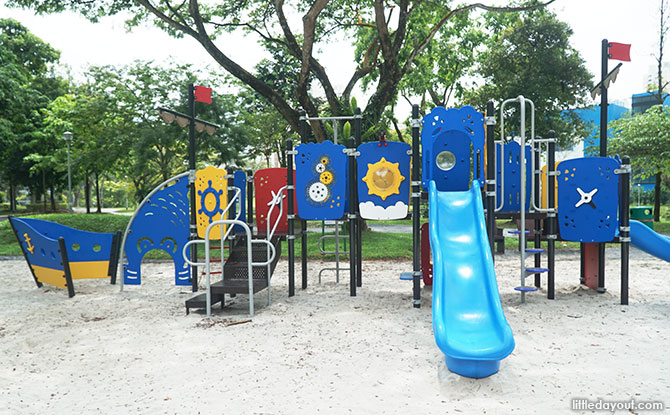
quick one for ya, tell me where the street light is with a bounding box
[637,183,641,206]
[63,131,73,214]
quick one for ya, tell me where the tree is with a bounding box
[8,0,555,141]
[608,105,670,221]
[651,0,669,103]
[461,9,592,144]
[0,18,64,211]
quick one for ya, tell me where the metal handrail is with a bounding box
[183,219,276,318]
[264,185,288,306]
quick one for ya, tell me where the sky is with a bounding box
[0,0,665,109]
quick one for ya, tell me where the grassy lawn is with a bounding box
[3,211,669,260]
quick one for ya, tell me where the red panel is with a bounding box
[255,168,297,235]
[583,242,599,290]
[421,222,433,286]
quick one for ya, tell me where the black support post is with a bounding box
[354,108,363,288]
[348,136,357,296]
[188,83,198,292]
[287,139,296,297]
[485,101,496,259]
[533,143,549,288]
[547,131,556,300]
[620,156,631,305]
[299,109,309,290]
[597,38,609,294]
[246,169,253,227]
[411,104,422,308]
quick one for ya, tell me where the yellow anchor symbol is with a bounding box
[23,233,35,254]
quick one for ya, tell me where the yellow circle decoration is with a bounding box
[361,157,405,200]
[320,157,329,165]
[320,171,334,185]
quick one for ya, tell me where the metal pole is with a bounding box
[299,109,309,290]
[348,136,357,296]
[354,108,363,288]
[620,156,630,305]
[519,96,527,303]
[188,83,198,292]
[598,39,609,294]
[411,104,422,308]
[533,139,541,288]
[287,138,295,297]
[485,101,496,259]
[547,131,556,300]
[67,138,72,214]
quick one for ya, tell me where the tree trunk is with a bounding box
[9,179,16,212]
[49,184,56,212]
[95,172,102,214]
[654,171,662,221]
[85,171,91,214]
[42,169,47,213]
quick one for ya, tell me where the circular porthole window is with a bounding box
[436,151,456,171]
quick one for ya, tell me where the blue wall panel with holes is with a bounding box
[12,217,115,263]
[495,142,532,212]
[295,140,348,220]
[421,106,485,191]
[232,170,247,233]
[124,176,191,285]
[357,141,411,220]
[9,217,66,271]
[557,157,620,242]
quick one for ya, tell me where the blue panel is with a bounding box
[232,170,247,233]
[17,217,114,263]
[495,142,532,212]
[421,106,485,190]
[557,157,620,242]
[431,130,471,191]
[9,217,64,271]
[357,141,411,220]
[295,140,348,220]
[124,176,191,285]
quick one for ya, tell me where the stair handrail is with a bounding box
[264,185,289,305]
[183,218,276,318]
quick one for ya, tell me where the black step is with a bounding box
[185,292,224,315]
[210,278,269,295]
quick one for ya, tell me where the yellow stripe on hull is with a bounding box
[31,265,68,289]
[69,261,111,280]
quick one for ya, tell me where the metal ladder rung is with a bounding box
[525,267,549,274]
[508,230,531,235]
[525,248,545,253]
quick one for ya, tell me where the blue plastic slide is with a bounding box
[428,180,515,378]
[630,220,670,262]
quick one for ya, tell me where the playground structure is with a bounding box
[8,217,121,297]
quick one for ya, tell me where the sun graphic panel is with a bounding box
[421,106,485,191]
[294,140,348,220]
[357,141,411,220]
[495,141,532,212]
[557,157,620,243]
[255,168,297,235]
[195,166,228,239]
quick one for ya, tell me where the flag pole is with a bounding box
[188,82,198,292]
[597,39,609,294]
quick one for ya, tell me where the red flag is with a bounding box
[194,85,212,104]
[608,42,631,62]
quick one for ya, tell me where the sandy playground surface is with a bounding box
[0,247,669,414]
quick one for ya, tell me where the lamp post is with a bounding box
[63,131,73,214]
[637,183,641,206]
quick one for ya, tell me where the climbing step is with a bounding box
[514,286,539,292]
[508,230,531,235]
[525,267,549,274]
[399,272,413,281]
[185,292,224,315]
[525,248,545,253]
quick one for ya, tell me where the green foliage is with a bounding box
[608,105,670,178]
[461,9,593,144]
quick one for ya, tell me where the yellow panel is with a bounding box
[195,166,228,239]
[32,265,68,289]
[540,162,561,209]
[69,261,110,280]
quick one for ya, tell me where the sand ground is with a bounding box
[0,248,669,414]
